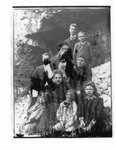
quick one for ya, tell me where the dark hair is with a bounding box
[67,89,76,101]
[53,69,63,79]
[83,81,99,97]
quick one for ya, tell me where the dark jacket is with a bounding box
[64,37,78,53]
[73,66,92,91]
[81,96,103,125]
[73,41,92,66]
[30,63,55,93]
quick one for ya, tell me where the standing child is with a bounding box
[53,89,78,136]
[73,31,92,67]
[79,81,104,137]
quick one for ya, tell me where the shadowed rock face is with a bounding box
[26,7,110,67]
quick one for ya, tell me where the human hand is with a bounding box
[79,120,85,128]
[60,121,65,128]
[86,124,92,132]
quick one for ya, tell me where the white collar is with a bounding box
[86,95,96,101]
[70,35,77,40]
[80,41,86,45]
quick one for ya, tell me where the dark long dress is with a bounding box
[80,96,104,136]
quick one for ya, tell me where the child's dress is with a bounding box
[22,96,48,136]
[53,100,78,132]
[81,96,103,133]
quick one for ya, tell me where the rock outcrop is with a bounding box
[92,61,111,108]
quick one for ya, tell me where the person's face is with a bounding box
[85,86,94,97]
[66,91,73,102]
[78,33,85,42]
[77,57,85,67]
[53,73,63,85]
[69,26,77,36]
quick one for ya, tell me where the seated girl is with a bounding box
[79,81,104,137]
[53,89,78,136]
[20,92,48,136]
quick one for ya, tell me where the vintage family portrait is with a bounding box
[13,6,112,138]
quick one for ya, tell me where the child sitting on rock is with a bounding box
[19,92,48,136]
[53,89,78,137]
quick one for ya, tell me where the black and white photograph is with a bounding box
[13,6,112,138]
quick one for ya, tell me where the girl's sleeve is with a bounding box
[67,102,78,126]
[56,103,63,122]
[73,102,78,116]
[78,100,84,118]
[96,98,103,119]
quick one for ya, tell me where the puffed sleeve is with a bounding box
[68,102,78,126]
[56,103,63,122]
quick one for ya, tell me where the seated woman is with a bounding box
[73,55,92,96]
[20,92,49,136]
[79,81,104,137]
[53,89,78,137]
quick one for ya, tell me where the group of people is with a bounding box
[19,23,106,137]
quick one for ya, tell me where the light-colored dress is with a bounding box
[53,100,78,132]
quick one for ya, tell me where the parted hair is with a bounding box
[52,69,63,79]
[83,81,99,97]
[70,23,77,29]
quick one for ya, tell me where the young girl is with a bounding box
[20,92,48,136]
[53,89,78,136]
[79,81,103,137]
